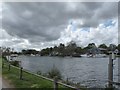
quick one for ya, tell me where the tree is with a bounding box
[40,48,51,56]
[2,47,11,56]
[74,47,83,54]
[22,49,26,55]
[67,41,77,48]
[58,43,65,56]
[108,44,117,51]
[117,44,120,55]
[98,44,108,49]
[86,43,96,49]
[117,44,120,51]
[53,46,58,52]
[83,43,96,54]
[66,41,77,56]
[22,49,39,55]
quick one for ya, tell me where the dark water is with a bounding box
[17,56,119,88]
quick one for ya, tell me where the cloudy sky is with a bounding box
[0,1,119,51]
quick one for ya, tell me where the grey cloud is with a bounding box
[2,2,118,43]
[2,2,67,42]
[80,2,118,27]
[81,2,103,10]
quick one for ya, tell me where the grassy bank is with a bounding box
[0,57,2,73]
[2,58,70,89]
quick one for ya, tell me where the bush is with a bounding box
[10,61,20,67]
[37,71,42,75]
[47,66,62,80]
[2,56,7,61]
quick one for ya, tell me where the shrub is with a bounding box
[47,66,62,80]
[10,61,20,67]
[37,71,42,75]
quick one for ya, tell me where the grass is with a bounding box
[2,57,74,89]
[0,57,2,74]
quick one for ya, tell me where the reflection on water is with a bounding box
[17,56,119,88]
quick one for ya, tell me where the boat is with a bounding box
[81,54,88,58]
[93,54,107,58]
[81,54,107,58]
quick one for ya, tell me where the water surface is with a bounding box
[17,56,119,88]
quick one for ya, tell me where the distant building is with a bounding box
[88,47,100,55]
[87,46,108,57]
[98,48,108,54]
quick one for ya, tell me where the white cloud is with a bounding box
[57,19,118,47]
[0,18,118,51]
[1,2,118,51]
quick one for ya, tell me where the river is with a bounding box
[17,56,119,88]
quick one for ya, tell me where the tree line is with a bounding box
[1,41,120,57]
[40,42,120,57]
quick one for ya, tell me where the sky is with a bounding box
[0,1,119,51]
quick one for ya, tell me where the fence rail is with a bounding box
[3,62,79,90]
[108,80,120,85]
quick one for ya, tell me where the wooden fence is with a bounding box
[2,62,80,90]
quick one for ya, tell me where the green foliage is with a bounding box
[0,57,2,73]
[98,44,108,49]
[47,66,62,80]
[2,59,67,88]
[108,44,117,51]
[117,44,120,54]
[40,48,52,56]
[20,42,119,56]
[22,49,40,55]
[10,61,20,67]
[36,70,42,75]
[118,44,120,50]
[40,42,114,56]
[2,56,7,61]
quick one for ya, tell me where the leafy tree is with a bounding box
[58,43,65,56]
[83,43,96,54]
[98,44,108,49]
[117,44,120,55]
[118,44,120,51]
[74,47,83,54]
[66,41,77,56]
[22,49,39,55]
[40,48,50,56]
[108,44,117,51]
[2,47,11,56]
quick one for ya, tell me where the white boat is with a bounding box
[88,54,107,58]
[81,54,107,58]
[93,54,107,58]
[81,54,89,58]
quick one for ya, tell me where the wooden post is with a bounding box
[20,67,23,80]
[8,63,11,71]
[118,58,120,88]
[53,76,58,90]
[108,53,113,88]
[66,78,69,84]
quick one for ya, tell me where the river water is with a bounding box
[17,56,119,88]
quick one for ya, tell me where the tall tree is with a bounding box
[108,44,117,51]
[118,44,120,51]
[98,44,108,49]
